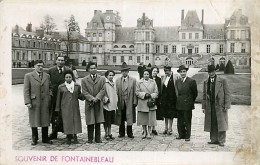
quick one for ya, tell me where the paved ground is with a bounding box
[12,70,251,152]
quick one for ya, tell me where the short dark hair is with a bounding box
[151,66,159,74]
[143,69,151,76]
[105,70,115,77]
[34,60,44,65]
[63,70,74,80]
[86,61,97,71]
[164,66,171,71]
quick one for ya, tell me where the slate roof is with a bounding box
[87,10,105,29]
[203,24,225,39]
[115,27,135,43]
[181,10,202,29]
[154,26,179,41]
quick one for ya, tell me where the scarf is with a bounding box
[65,81,75,93]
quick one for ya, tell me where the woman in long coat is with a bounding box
[136,69,158,139]
[55,70,85,144]
[150,67,162,135]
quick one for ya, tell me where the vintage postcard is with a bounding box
[0,0,259,164]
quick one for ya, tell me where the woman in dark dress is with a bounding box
[150,67,163,135]
[161,66,178,135]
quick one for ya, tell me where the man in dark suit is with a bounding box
[24,60,53,145]
[176,65,198,141]
[47,56,72,140]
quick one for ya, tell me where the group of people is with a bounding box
[23,56,231,147]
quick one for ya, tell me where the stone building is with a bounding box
[85,9,251,68]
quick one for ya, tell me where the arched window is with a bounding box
[129,45,134,48]
[155,57,160,60]
[121,45,126,48]
[219,57,225,65]
[114,45,118,48]
[186,57,194,65]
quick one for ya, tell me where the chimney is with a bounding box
[36,29,44,38]
[181,10,184,23]
[14,25,19,34]
[94,10,97,14]
[26,23,32,32]
[201,9,204,24]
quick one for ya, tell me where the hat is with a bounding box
[177,65,189,73]
[121,62,130,71]
[207,65,216,72]
[164,65,171,70]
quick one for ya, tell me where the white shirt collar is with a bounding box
[57,66,64,71]
[183,76,187,82]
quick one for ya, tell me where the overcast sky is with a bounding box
[3,0,253,35]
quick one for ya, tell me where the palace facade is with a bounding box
[12,9,251,68]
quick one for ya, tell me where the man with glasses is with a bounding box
[24,60,53,145]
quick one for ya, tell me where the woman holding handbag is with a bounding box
[136,69,158,139]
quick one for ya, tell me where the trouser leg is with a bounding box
[119,102,126,136]
[177,111,185,138]
[87,124,94,142]
[127,125,133,136]
[42,127,49,142]
[218,131,226,144]
[31,127,38,142]
[210,106,218,142]
[183,111,192,139]
[95,123,101,142]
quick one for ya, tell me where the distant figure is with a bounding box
[202,65,231,147]
[28,61,31,68]
[137,62,146,79]
[69,62,79,79]
[31,60,35,68]
[18,62,21,68]
[23,60,53,145]
[13,62,16,68]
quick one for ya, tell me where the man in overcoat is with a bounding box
[47,56,72,140]
[202,65,231,146]
[81,62,106,143]
[23,60,53,145]
[176,65,198,141]
[115,63,137,138]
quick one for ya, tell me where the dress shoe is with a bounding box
[108,134,115,140]
[176,136,184,140]
[73,135,79,144]
[66,139,71,145]
[167,131,173,135]
[185,138,190,141]
[31,140,37,146]
[152,130,158,135]
[49,133,57,140]
[219,143,224,147]
[118,135,125,138]
[42,140,53,144]
[208,141,219,145]
[163,130,168,135]
[128,135,134,139]
[95,140,102,143]
[87,140,93,144]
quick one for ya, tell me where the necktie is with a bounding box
[59,68,62,74]
[123,78,127,90]
[92,75,96,81]
[38,73,42,80]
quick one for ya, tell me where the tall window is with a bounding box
[230,43,235,53]
[182,47,185,54]
[137,56,141,63]
[172,45,176,53]
[182,33,186,39]
[145,44,149,54]
[241,43,246,53]
[220,44,224,53]
[156,45,160,53]
[241,30,246,40]
[230,30,235,39]
[206,45,211,53]
[189,33,192,39]
[195,47,199,53]
[113,56,116,63]
[164,45,168,53]
[129,56,132,60]
[93,33,96,37]
[33,41,36,48]
[16,52,20,60]
[195,33,199,39]
[146,56,149,60]
[145,32,150,40]
[121,56,124,63]
[87,33,90,37]
[99,33,102,37]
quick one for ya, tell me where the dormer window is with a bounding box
[121,45,126,48]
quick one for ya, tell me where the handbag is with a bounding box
[147,98,156,108]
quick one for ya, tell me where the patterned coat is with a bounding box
[202,76,231,132]
[23,71,51,127]
[81,74,106,125]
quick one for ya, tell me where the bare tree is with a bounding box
[40,15,56,35]
[62,15,80,58]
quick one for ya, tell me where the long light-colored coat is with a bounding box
[81,74,106,125]
[24,71,51,127]
[103,79,118,111]
[202,76,231,132]
[136,79,158,112]
[115,76,137,126]
[55,83,84,134]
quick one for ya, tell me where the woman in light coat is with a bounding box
[136,69,158,139]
